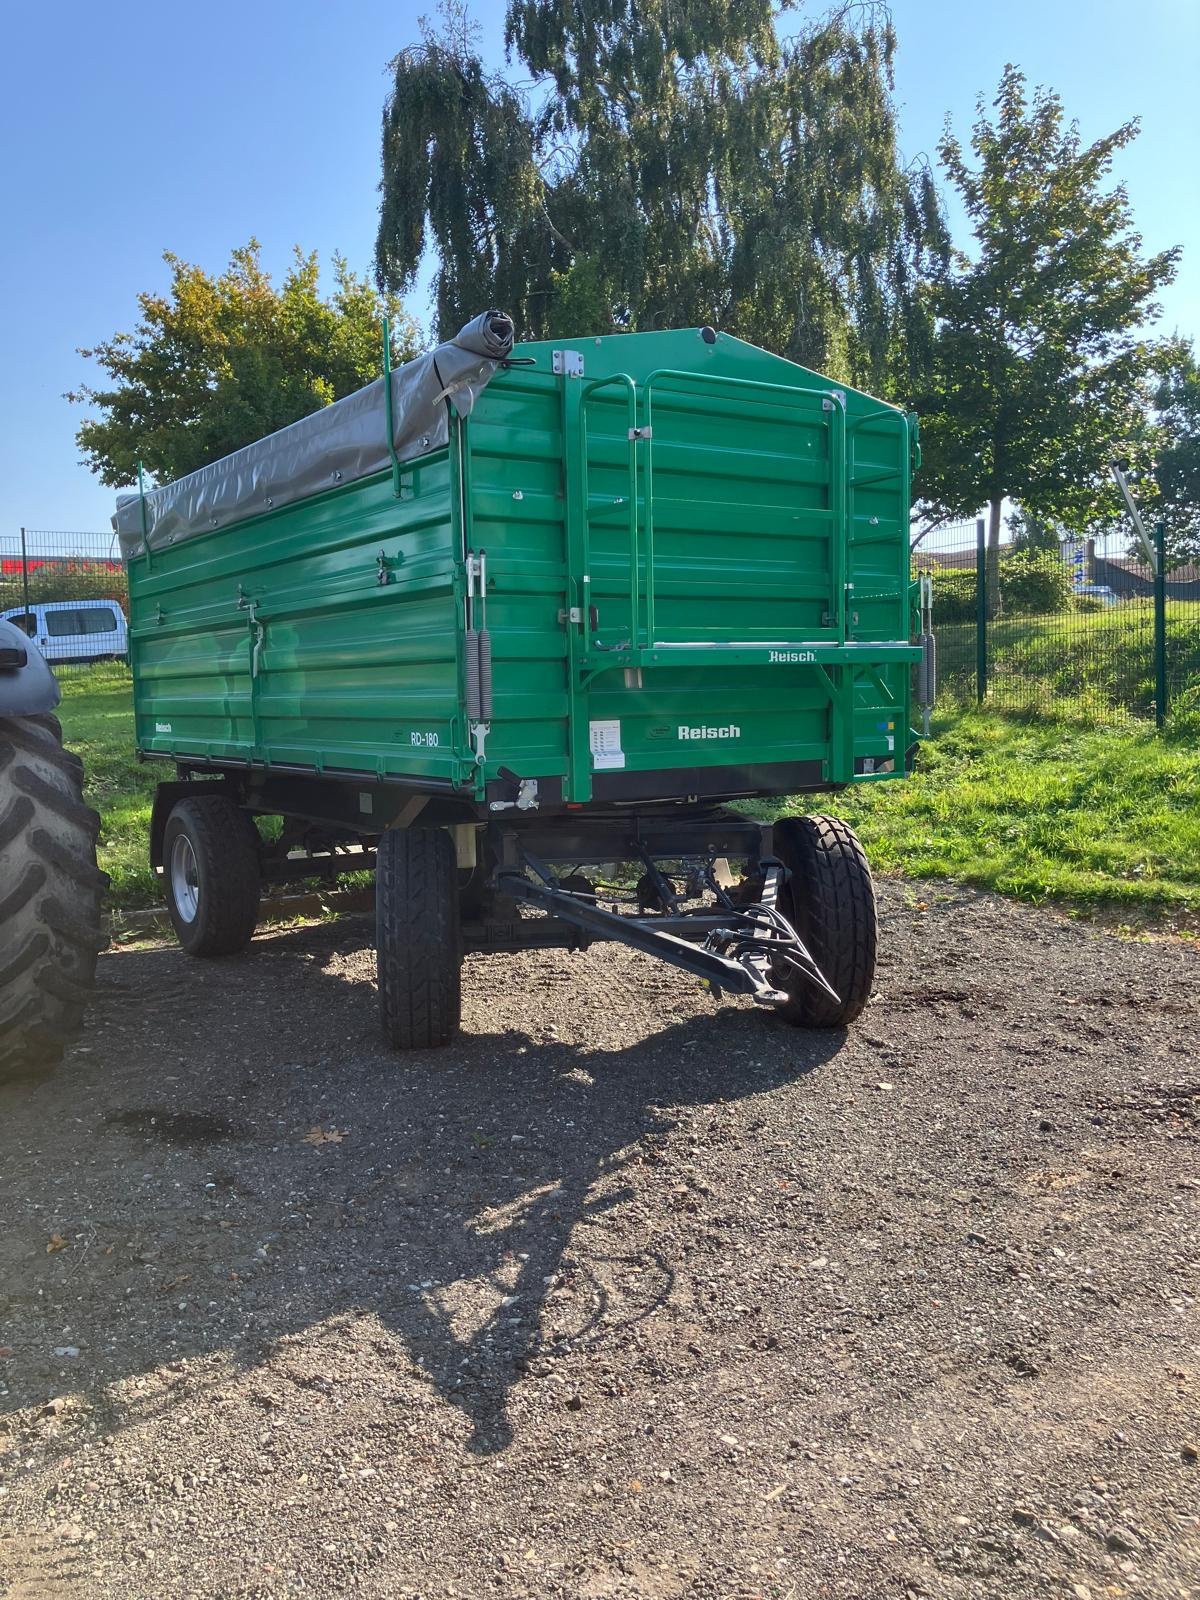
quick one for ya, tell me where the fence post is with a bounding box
[975,516,987,705]
[1154,521,1167,730]
[19,526,31,630]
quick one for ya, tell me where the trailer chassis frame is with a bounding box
[487,810,839,1009]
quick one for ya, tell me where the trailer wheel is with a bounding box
[376,826,461,1049]
[162,795,261,957]
[0,713,106,1084]
[772,814,877,1028]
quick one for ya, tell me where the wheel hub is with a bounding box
[169,833,200,923]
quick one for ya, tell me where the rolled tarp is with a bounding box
[114,310,515,557]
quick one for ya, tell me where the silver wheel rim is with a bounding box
[169,833,201,923]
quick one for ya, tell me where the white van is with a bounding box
[1,599,128,664]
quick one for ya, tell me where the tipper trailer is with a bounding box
[116,313,927,1047]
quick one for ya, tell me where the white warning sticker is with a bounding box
[589,718,626,770]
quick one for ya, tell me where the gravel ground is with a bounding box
[0,880,1197,1600]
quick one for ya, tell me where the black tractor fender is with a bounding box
[0,619,61,717]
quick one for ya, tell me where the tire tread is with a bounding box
[0,715,104,1083]
[162,796,261,958]
[773,813,877,1028]
[376,828,461,1050]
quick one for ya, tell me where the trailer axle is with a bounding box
[493,856,839,1009]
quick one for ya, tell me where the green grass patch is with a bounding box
[56,661,159,911]
[54,662,1200,927]
[936,599,1199,720]
[795,708,1200,926]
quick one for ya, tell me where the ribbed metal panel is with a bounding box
[128,328,917,805]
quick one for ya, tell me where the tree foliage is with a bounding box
[5,563,128,616]
[71,242,419,488]
[1151,338,1200,560]
[1061,341,1200,567]
[927,548,1074,624]
[1007,505,1062,555]
[999,548,1074,614]
[915,66,1179,601]
[375,0,946,394]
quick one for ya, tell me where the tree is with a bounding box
[71,242,419,487]
[1006,505,1061,555]
[1151,338,1200,561]
[915,66,1179,607]
[999,548,1073,614]
[375,0,946,395]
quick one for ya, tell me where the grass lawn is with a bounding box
[800,709,1200,929]
[934,598,1200,721]
[56,662,160,912]
[54,662,1200,929]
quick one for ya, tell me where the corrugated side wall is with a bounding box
[129,329,913,804]
[128,451,471,786]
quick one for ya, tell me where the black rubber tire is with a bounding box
[30,711,63,742]
[162,795,261,957]
[772,814,877,1028]
[0,714,106,1084]
[376,826,461,1049]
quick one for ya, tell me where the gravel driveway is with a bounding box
[1,881,1197,1599]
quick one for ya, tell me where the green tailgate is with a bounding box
[466,329,917,802]
[128,328,917,805]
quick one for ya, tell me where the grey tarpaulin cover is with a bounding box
[113,311,514,557]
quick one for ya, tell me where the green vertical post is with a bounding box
[975,516,987,705]
[560,369,593,803]
[1154,521,1167,729]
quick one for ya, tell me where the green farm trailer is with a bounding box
[116,313,926,1047]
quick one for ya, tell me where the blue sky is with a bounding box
[1,0,1196,539]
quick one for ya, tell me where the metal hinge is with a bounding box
[558,606,583,625]
[628,425,653,441]
[552,350,585,377]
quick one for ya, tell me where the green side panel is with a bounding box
[464,368,572,786]
[128,453,473,786]
[128,326,916,804]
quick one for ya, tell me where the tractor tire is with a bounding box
[162,795,261,957]
[772,814,877,1028]
[376,826,461,1049]
[0,713,106,1084]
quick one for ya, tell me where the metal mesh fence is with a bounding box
[913,521,979,706]
[4,520,1197,723]
[914,518,1200,725]
[1,528,128,666]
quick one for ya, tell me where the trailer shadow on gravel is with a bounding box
[0,915,846,1459]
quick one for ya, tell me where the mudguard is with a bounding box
[0,618,61,717]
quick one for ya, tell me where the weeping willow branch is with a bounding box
[376,0,949,394]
